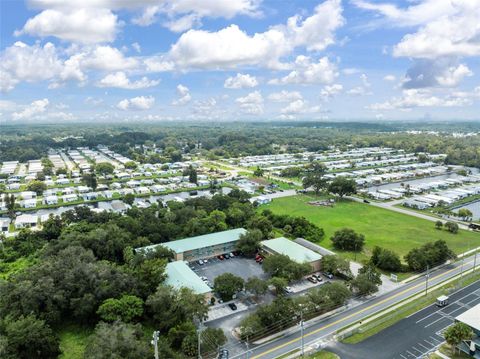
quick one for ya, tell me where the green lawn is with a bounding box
[261,195,480,261]
[307,351,340,359]
[58,324,93,359]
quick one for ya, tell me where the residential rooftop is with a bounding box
[261,237,322,263]
[165,261,211,295]
[138,228,247,254]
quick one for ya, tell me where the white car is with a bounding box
[197,259,204,265]
[284,286,293,294]
[229,252,234,258]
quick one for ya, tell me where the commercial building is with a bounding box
[165,261,212,300]
[455,304,480,357]
[261,237,322,272]
[138,228,247,262]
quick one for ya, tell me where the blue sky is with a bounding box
[1,0,479,123]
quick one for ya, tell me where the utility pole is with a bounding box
[246,336,250,359]
[425,265,429,296]
[152,331,159,359]
[300,310,305,357]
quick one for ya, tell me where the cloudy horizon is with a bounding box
[1,0,480,123]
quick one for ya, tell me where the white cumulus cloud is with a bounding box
[97,71,159,89]
[224,73,258,89]
[12,98,49,120]
[172,84,192,105]
[269,56,338,85]
[16,8,118,44]
[320,84,343,100]
[268,90,303,102]
[117,96,155,110]
[367,89,471,110]
[164,0,344,71]
[235,90,264,115]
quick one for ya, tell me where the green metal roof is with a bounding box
[261,237,322,263]
[139,228,247,254]
[165,261,211,294]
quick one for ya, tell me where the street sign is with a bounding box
[390,273,398,282]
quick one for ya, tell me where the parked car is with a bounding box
[224,254,230,259]
[203,258,208,264]
[228,303,237,310]
[313,274,323,282]
[284,286,293,294]
[197,259,204,265]
[218,255,224,260]
[363,199,370,204]
[200,276,208,281]
[307,276,317,283]
[323,272,334,279]
[229,252,235,258]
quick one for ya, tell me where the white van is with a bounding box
[436,295,449,307]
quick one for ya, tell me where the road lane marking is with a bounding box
[251,262,474,359]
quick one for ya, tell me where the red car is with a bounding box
[218,255,224,260]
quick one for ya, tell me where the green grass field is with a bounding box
[261,195,480,262]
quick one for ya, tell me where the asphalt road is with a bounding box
[227,254,479,359]
[327,279,480,359]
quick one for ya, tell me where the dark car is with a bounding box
[228,303,237,310]
[224,254,230,259]
[323,272,334,279]
[363,199,370,204]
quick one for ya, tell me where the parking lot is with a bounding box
[191,255,269,283]
[328,280,480,359]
